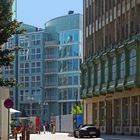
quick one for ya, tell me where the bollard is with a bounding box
[26,131,30,140]
[19,136,22,140]
[22,130,25,140]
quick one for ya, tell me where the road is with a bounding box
[11,132,140,140]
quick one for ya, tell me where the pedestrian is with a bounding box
[50,120,54,133]
[43,121,46,134]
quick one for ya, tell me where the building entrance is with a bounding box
[106,100,112,134]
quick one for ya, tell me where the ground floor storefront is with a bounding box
[84,88,140,135]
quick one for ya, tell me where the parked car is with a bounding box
[73,124,100,138]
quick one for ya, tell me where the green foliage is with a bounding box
[10,120,15,128]
[71,101,83,115]
[0,1,25,87]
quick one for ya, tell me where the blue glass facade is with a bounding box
[44,14,83,119]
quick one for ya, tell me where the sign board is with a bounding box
[4,98,14,109]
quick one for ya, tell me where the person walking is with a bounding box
[43,121,46,134]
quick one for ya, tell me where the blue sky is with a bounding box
[17,0,83,28]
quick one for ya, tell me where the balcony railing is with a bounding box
[45,55,58,60]
[45,41,59,47]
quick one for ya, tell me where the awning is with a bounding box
[10,108,21,114]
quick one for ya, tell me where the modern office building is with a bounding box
[81,0,140,135]
[4,24,44,119]
[43,13,83,121]
[4,13,83,123]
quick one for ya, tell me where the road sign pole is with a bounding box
[8,108,10,140]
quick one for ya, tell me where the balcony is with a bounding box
[93,84,100,96]
[44,69,58,74]
[45,41,59,47]
[87,87,93,97]
[100,83,108,95]
[81,88,87,99]
[108,81,115,93]
[44,55,58,61]
[116,79,124,91]
[45,82,58,88]
[125,75,136,89]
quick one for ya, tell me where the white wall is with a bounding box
[56,114,74,133]
[0,87,9,140]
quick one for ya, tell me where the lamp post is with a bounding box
[39,100,48,124]
[27,96,34,116]
[75,91,78,129]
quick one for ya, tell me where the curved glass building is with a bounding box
[44,13,83,121]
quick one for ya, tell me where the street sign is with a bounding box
[4,98,14,109]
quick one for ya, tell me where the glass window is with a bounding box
[120,53,125,79]
[69,46,73,56]
[111,57,116,81]
[36,62,40,67]
[68,60,72,71]
[97,63,101,84]
[25,63,29,68]
[31,49,35,54]
[74,31,79,42]
[91,66,94,86]
[68,76,72,85]
[36,76,40,81]
[36,68,40,72]
[129,49,136,76]
[25,77,29,81]
[104,61,108,83]
[84,71,88,88]
[73,75,78,85]
[36,54,41,59]
[73,44,79,56]
[73,59,78,71]
[36,48,40,53]
[31,68,35,73]
[31,62,35,67]
[20,63,24,68]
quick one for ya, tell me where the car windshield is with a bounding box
[78,124,94,129]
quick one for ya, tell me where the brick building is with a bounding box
[81,0,140,135]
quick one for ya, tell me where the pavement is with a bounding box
[10,132,140,140]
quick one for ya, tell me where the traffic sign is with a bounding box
[4,98,14,109]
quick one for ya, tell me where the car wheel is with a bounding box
[79,132,83,138]
[74,133,78,138]
[96,132,100,137]
[74,131,78,138]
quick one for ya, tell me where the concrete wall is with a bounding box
[56,114,74,133]
[0,87,9,140]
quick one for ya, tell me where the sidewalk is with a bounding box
[10,132,69,140]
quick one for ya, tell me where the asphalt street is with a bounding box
[10,132,140,140]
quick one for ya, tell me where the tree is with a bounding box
[0,0,25,87]
[71,101,83,115]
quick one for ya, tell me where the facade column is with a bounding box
[121,98,123,134]
[104,100,107,134]
[97,102,99,127]
[112,99,115,134]
[130,96,132,134]
[138,96,140,126]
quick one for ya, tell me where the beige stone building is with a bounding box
[0,87,9,140]
[81,0,140,135]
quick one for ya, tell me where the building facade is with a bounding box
[43,13,83,121]
[4,13,83,123]
[4,24,44,119]
[81,0,140,135]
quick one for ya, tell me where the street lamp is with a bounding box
[75,91,78,129]
[39,100,48,124]
[27,96,34,116]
